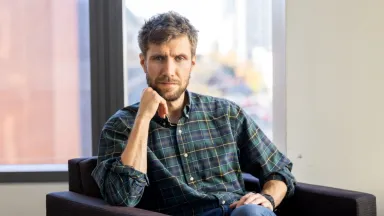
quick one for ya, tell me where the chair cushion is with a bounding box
[79,157,102,198]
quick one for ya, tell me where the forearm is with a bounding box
[121,115,150,174]
[261,180,287,207]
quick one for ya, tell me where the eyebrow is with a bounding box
[149,53,189,59]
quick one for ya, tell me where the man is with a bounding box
[92,11,296,216]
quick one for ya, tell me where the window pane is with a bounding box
[0,0,91,172]
[123,0,272,138]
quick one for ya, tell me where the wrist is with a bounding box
[260,193,276,210]
[136,113,153,122]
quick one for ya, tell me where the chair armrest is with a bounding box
[278,182,377,216]
[46,191,169,216]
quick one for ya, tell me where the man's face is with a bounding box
[140,35,196,101]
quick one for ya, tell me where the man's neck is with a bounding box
[166,92,187,123]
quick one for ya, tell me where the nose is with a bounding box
[162,58,176,77]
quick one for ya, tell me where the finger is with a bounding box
[260,201,273,211]
[160,99,168,117]
[260,201,270,207]
[235,199,244,208]
[244,195,259,205]
[158,99,168,118]
[250,197,265,205]
[236,193,254,208]
[141,88,147,98]
[157,104,165,118]
[142,87,152,94]
[244,193,263,204]
[229,201,238,209]
[158,104,167,119]
[236,199,247,208]
[240,193,253,202]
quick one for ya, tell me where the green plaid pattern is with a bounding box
[92,91,296,216]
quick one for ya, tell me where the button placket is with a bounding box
[176,125,192,184]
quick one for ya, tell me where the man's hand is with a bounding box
[229,192,273,211]
[137,87,168,119]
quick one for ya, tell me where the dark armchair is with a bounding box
[46,157,376,216]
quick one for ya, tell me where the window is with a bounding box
[0,0,91,172]
[123,0,273,138]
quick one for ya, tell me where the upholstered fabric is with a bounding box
[46,157,377,216]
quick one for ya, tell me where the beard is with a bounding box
[146,73,190,101]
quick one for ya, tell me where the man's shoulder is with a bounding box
[103,102,140,132]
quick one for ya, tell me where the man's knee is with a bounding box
[230,204,275,216]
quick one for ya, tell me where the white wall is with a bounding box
[0,183,67,216]
[286,0,384,215]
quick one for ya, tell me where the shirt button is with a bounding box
[184,153,188,157]
[222,200,226,204]
[190,176,194,181]
[178,129,182,134]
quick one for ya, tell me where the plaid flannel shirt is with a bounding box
[92,91,296,216]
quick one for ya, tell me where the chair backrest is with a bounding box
[68,157,102,198]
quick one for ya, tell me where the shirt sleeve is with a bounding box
[228,102,296,198]
[91,115,149,206]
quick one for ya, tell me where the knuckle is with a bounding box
[154,96,161,102]
[143,89,150,95]
[152,92,158,98]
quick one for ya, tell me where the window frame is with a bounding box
[272,0,287,154]
[0,0,125,183]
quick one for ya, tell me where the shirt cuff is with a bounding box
[111,157,150,186]
[265,171,296,198]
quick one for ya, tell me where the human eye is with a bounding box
[153,55,164,61]
[175,56,186,61]
[156,56,164,61]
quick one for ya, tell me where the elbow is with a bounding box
[93,160,148,207]
[102,176,145,207]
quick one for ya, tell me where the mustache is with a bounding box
[155,76,181,84]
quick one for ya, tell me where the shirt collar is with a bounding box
[182,90,192,119]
